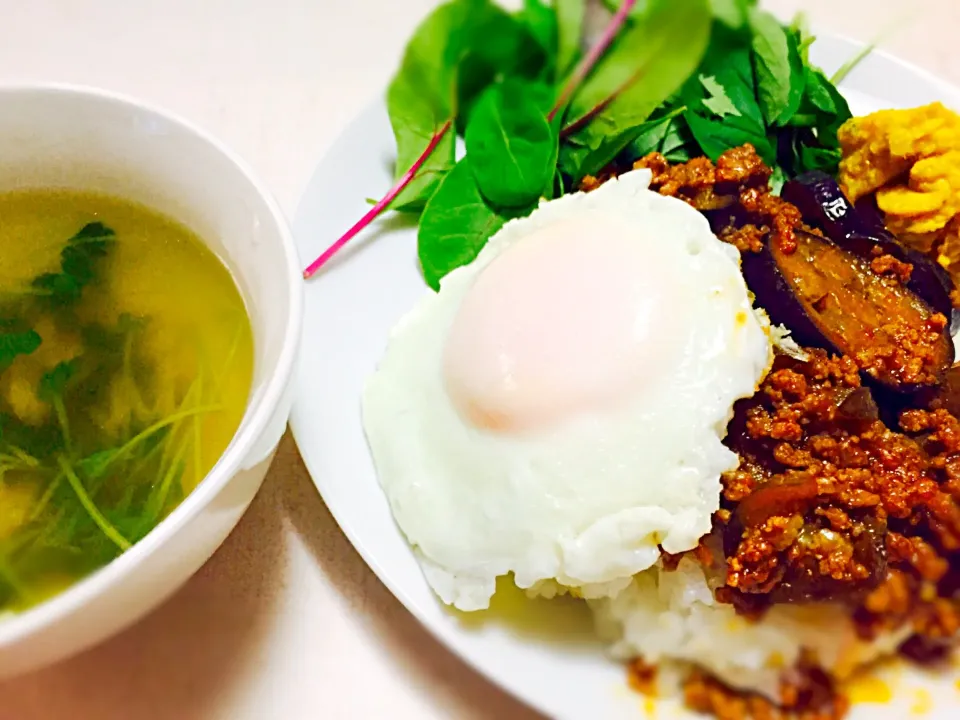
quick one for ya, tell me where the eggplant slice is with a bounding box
[742,227,954,394]
[782,171,959,328]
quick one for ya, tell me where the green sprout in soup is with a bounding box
[0,191,253,611]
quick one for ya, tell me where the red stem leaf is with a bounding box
[560,71,641,138]
[302,119,454,279]
[548,0,637,121]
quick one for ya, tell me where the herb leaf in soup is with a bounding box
[0,192,254,612]
[32,221,115,307]
[0,328,41,371]
[466,80,559,208]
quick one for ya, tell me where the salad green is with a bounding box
[303,0,864,289]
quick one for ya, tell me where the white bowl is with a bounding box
[0,84,303,678]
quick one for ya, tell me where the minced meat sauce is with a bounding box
[588,147,960,719]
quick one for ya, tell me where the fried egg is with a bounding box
[362,168,773,611]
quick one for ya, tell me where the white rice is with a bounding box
[588,557,910,700]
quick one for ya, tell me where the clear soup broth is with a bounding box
[0,190,254,611]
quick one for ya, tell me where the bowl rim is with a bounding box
[0,81,304,646]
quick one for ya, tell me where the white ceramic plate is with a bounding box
[291,32,960,719]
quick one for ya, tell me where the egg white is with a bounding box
[362,169,773,611]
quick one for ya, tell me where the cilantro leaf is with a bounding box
[0,329,41,370]
[699,75,741,118]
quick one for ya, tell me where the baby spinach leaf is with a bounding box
[560,0,710,182]
[455,4,547,130]
[520,0,558,66]
[385,2,461,211]
[386,0,545,212]
[554,0,585,81]
[0,329,41,370]
[418,160,510,290]
[466,81,558,207]
[748,8,804,126]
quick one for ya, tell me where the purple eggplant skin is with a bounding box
[925,364,960,416]
[740,236,845,356]
[782,172,959,331]
[740,229,955,396]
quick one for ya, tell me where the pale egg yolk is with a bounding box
[442,213,686,433]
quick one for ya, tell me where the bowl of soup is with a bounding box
[0,84,302,676]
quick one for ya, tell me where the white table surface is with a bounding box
[0,1,957,718]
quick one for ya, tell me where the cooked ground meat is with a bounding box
[634,145,803,255]
[851,313,949,387]
[870,253,914,284]
[720,352,960,621]
[606,145,960,719]
[683,665,848,720]
[627,657,658,696]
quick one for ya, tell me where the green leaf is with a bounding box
[554,0,585,80]
[520,0,558,63]
[76,449,119,480]
[684,109,775,165]
[455,4,547,130]
[418,160,516,290]
[386,0,545,212]
[466,81,558,207]
[770,165,786,194]
[31,222,115,307]
[627,108,686,158]
[748,8,804,126]
[802,67,836,115]
[659,116,699,162]
[0,329,41,370]
[560,0,710,182]
[685,29,764,127]
[38,360,77,403]
[798,145,842,175]
[709,0,755,29]
[699,75,741,118]
[789,12,814,65]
